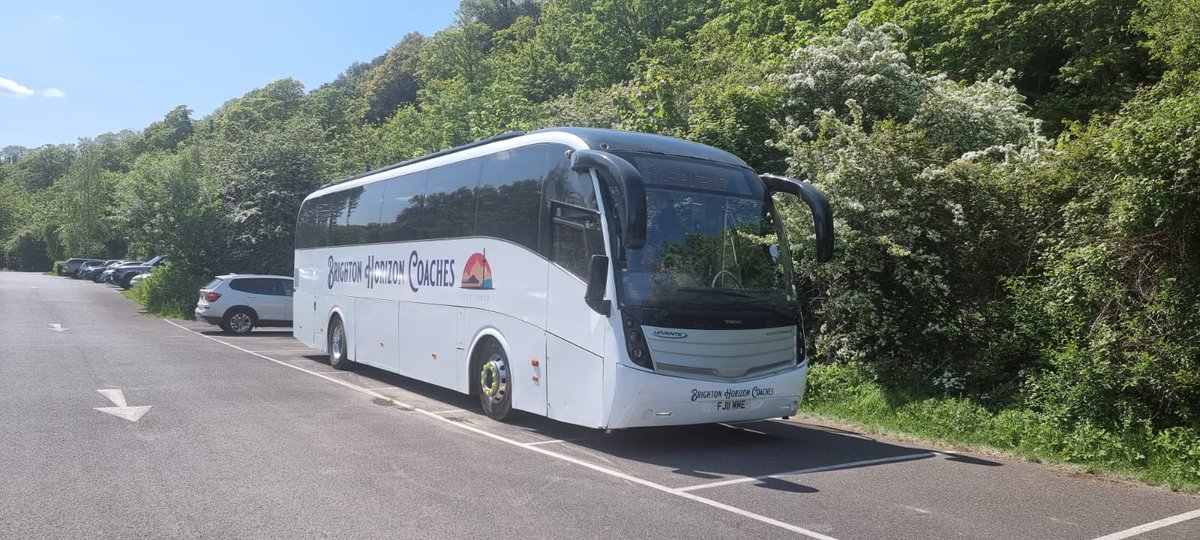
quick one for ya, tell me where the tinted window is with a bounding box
[380,170,428,243]
[551,202,605,280]
[546,155,603,279]
[297,196,332,248]
[422,159,481,239]
[274,279,294,296]
[203,279,222,290]
[345,182,386,244]
[229,278,266,294]
[327,192,355,246]
[477,145,550,251]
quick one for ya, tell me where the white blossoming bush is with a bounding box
[776,23,1050,397]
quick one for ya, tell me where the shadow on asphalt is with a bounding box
[207,332,1004,491]
[292,356,1005,492]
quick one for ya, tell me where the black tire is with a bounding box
[119,273,139,289]
[473,339,512,421]
[327,315,353,370]
[222,308,257,335]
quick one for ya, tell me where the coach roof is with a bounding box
[533,127,750,169]
[314,127,752,195]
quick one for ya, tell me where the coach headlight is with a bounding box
[622,313,654,370]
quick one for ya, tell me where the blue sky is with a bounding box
[0,1,459,148]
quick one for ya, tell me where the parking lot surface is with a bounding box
[2,271,1197,539]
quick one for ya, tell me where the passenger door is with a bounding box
[544,169,609,427]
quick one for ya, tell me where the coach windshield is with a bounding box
[608,153,797,328]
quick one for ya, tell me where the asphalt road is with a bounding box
[2,271,1197,539]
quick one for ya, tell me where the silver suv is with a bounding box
[195,274,294,334]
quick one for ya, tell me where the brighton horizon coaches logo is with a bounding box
[460,251,493,290]
[326,248,495,292]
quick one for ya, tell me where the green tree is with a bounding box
[55,153,115,257]
[142,105,194,151]
[363,33,426,124]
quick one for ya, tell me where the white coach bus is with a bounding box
[293,128,833,429]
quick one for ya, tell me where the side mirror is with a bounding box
[760,174,834,263]
[571,150,647,250]
[584,255,611,316]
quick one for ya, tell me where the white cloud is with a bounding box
[49,13,65,21]
[0,77,36,98]
[0,76,66,99]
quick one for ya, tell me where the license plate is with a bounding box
[715,399,747,411]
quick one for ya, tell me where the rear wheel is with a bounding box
[474,339,512,421]
[223,308,256,335]
[328,315,353,370]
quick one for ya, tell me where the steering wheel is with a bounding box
[711,269,742,289]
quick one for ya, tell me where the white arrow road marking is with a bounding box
[94,389,151,422]
[49,323,67,332]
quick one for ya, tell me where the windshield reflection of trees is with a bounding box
[634,191,785,300]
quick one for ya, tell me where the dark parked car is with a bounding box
[74,259,109,278]
[81,260,122,281]
[100,261,142,284]
[113,255,166,289]
[59,258,87,276]
[90,260,130,282]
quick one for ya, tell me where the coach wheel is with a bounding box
[328,315,353,370]
[475,340,512,421]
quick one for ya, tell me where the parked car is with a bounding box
[128,272,151,288]
[194,274,294,335]
[113,255,166,289]
[100,260,142,284]
[74,259,108,279]
[85,260,125,281]
[59,258,88,276]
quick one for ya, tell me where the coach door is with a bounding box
[544,168,608,427]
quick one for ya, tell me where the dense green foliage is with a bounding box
[2,0,1196,487]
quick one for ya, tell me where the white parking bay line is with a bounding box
[164,319,839,540]
[677,452,937,492]
[250,349,316,354]
[1091,508,1200,540]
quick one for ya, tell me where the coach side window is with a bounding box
[380,170,428,243]
[477,145,547,251]
[298,195,332,248]
[327,191,354,246]
[423,159,482,239]
[295,198,323,249]
[344,182,386,244]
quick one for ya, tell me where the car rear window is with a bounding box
[203,279,223,290]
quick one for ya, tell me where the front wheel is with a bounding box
[475,340,512,421]
[328,316,353,370]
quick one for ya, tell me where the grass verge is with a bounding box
[800,362,1200,492]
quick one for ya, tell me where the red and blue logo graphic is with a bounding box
[460,251,493,290]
